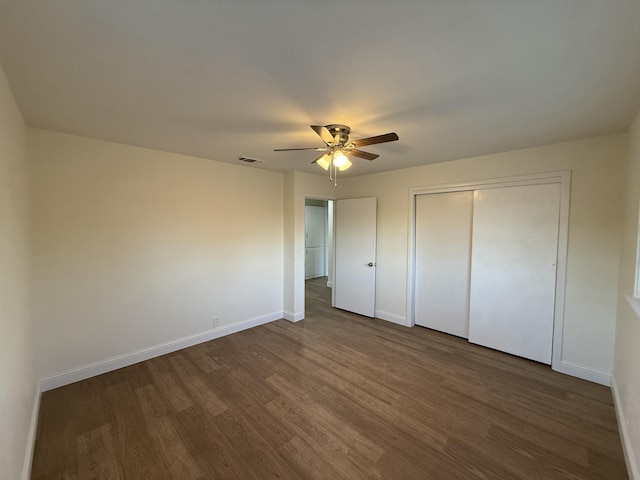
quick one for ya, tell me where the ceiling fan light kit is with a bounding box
[332,151,349,168]
[274,124,399,185]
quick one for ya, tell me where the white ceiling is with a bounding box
[1,0,640,177]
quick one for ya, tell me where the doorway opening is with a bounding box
[304,198,334,318]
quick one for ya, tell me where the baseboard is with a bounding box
[553,361,611,386]
[612,377,640,480]
[21,382,41,480]
[283,310,304,322]
[374,309,409,327]
[40,311,282,391]
[305,275,325,280]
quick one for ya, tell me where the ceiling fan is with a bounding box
[274,124,399,185]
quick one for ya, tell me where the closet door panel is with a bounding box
[468,184,561,364]
[415,191,473,338]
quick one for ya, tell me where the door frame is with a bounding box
[302,195,336,318]
[304,203,328,280]
[406,171,571,372]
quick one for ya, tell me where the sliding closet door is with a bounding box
[415,191,473,338]
[468,183,561,364]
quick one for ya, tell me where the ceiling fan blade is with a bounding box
[310,125,336,145]
[351,132,399,147]
[274,147,326,152]
[349,149,379,161]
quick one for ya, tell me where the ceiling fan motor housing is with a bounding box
[325,124,351,146]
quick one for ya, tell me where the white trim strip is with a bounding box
[408,171,571,196]
[612,377,640,480]
[375,309,409,327]
[554,361,611,386]
[40,311,283,391]
[283,310,304,322]
[21,383,41,480]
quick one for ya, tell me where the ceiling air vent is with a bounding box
[238,156,263,163]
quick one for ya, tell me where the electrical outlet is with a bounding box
[213,316,221,327]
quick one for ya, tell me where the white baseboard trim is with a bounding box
[554,361,611,386]
[375,310,409,327]
[21,383,41,480]
[305,274,325,280]
[612,377,640,480]
[283,310,304,322]
[40,311,282,392]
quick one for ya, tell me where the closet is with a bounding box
[414,181,562,365]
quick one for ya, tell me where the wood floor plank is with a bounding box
[486,424,620,480]
[442,437,533,480]
[147,368,194,413]
[265,395,384,479]
[135,383,173,418]
[102,382,172,478]
[121,361,153,390]
[183,343,223,373]
[32,382,103,478]
[180,373,228,416]
[30,276,629,479]
[280,397,386,464]
[76,424,124,480]
[175,405,254,480]
[141,413,204,479]
[312,367,449,450]
[278,434,347,480]
[211,407,300,480]
[299,346,402,404]
[167,351,201,377]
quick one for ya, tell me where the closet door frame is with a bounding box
[407,171,571,373]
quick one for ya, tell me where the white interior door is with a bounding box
[415,191,473,338]
[305,206,325,248]
[305,248,324,279]
[468,183,561,364]
[305,205,326,279]
[334,197,377,317]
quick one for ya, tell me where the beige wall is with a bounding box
[0,65,36,479]
[29,130,284,380]
[341,134,627,378]
[614,111,640,478]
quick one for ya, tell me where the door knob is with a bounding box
[367,262,375,267]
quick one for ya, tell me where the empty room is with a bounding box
[1,1,640,479]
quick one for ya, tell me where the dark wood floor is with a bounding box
[31,277,628,479]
